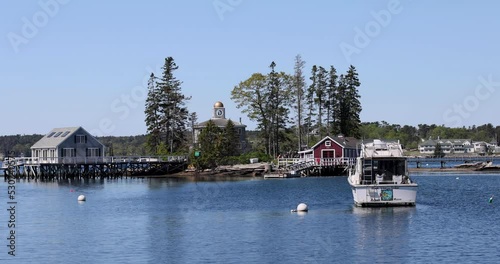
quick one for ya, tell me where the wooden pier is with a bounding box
[1,156,187,181]
[407,156,500,168]
[274,158,356,177]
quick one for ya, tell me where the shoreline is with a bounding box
[409,167,500,174]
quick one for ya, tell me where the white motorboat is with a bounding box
[348,139,417,207]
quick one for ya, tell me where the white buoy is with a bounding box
[296,203,308,212]
[78,194,86,201]
[456,177,459,180]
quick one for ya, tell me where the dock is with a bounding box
[271,158,356,177]
[407,156,500,168]
[1,156,187,181]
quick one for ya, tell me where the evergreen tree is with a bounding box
[335,66,362,138]
[221,119,239,157]
[188,112,198,149]
[291,54,306,151]
[305,65,318,146]
[266,62,291,157]
[268,61,280,157]
[325,66,338,135]
[156,57,191,154]
[315,66,328,138]
[197,120,222,169]
[144,73,161,154]
[434,143,445,158]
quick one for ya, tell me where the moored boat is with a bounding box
[348,139,417,206]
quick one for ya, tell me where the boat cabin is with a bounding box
[358,139,408,184]
[360,157,407,184]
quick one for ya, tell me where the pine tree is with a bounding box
[306,65,318,146]
[335,66,362,138]
[325,66,338,135]
[197,120,222,169]
[188,112,198,149]
[434,143,445,158]
[144,73,161,154]
[268,61,280,157]
[316,66,328,138]
[221,119,239,157]
[291,54,306,151]
[156,57,191,154]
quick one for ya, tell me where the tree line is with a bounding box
[360,122,500,150]
[1,123,499,158]
[231,55,362,158]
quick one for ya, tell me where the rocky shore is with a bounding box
[136,162,271,179]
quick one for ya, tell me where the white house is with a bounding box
[418,139,473,154]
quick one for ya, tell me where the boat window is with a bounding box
[376,159,406,177]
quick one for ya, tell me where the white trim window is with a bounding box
[325,140,331,147]
[86,148,100,157]
[75,135,87,143]
[62,148,76,157]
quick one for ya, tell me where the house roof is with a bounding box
[419,139,472,147]
[31,127,82,149]
[311,136,359,149]
[196,118,246,128]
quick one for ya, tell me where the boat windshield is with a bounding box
[362,158,406,183]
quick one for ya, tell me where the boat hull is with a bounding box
[349,184,417,207]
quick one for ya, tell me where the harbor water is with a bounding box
[1,174,500,263]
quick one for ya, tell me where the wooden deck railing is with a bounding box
[2,156,187,167]
[277,157,356,169]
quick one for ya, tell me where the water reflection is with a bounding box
[351,206,416,263]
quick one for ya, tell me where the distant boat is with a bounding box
[348,139,418,207]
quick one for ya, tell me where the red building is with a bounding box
[299,136,360,164]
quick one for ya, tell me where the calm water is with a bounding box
[1,174,500,263]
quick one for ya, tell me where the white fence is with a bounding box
[2,156,187,167]
[277,157,356,169]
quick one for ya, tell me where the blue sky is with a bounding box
[2,0,500,136]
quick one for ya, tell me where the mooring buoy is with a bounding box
[291,203,308,212]
[78,194,86,202]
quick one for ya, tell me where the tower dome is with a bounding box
[214,101,224,108]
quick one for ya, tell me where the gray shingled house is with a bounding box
[31,127,105,163]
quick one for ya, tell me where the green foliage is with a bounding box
[144,57,191,154]
[335,65,362,138]
[434,143,445,158]
[196,120,222,170]
[98,135,148,156]
[0,134,43,157]
[231,62,292,157]
[359,122,500,151]
[291,54,306,152]
[221,120,239,157]
[237,151,272,164]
